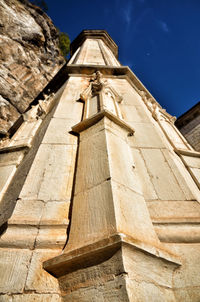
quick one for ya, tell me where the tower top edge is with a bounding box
[70,30,118,58]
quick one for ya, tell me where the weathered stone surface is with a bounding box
[131,148,158,200]
[25,249,61,293]
[40,201,70,225]
[20,144,77,201]
[9,120,42,147]
[0,150,25,166]
[141,148,186,200]
[128,123,166,148]
[162,149,198,201]
[126,279,176,302]
[35,226,67,248]
[8,199,44,225]
[69,34,120,66]
[53,77,86,121]
[12,294,61,302]
[166,243,200,301]
[112,180,158,243]
[0,225,38,248]
[121,104,151,123]
[0,295,12,301]
[0,165,16,200]
[107,78,142,106]
[0,248,32,293]
[147,200,200,223]
[1,29,200,302]
[0,0,65,136]
[58,247,129,301]
[155,224,200,243]
[52,240,179,302]
[42,117,78,145]
[62,277,129,302]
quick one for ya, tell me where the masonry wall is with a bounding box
[175,102,200,152]
[178,115,200,151]
[0,31,200,301]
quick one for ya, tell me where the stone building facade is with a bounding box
[175,102,200,152]
[0,30,200,301]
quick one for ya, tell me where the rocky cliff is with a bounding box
[0,0,65,137]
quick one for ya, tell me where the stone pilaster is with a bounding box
[44,72,180,301]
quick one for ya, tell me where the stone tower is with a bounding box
[0,30,200,301]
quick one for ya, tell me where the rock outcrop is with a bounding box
[0,0,65,136]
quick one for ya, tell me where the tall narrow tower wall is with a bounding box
[0,30,200,301]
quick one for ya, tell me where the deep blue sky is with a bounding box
[44,0,200,117]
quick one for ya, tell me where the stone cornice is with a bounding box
[71,109,135,135]
[70,30,118,58]
[44,64,159,106]
[9,64,159,140]
[43,233,181,278]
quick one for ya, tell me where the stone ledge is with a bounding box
[154,223,200,243]
[43,233,181,278]
[71,109,135,135]
[0,144,30,154]
[175,148,200,158]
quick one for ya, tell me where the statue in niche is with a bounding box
[80,71,123,120]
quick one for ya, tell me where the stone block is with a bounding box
[123,243,177,289]
[147,200,200,223]
[131,148,158,199]
[75,128,110,194]
[0,165,16,197]
[173,288,200,302]
[53,77,87,120]
[141,148,185,200]
[173,244,200,288]
[0,150,24,167]
[126,279,176,302]
[40,201,70,225]
[107,78,142,106]
[0,295,12,302]
[25,249,61,293]
[59,247,129,302]
[160,119,188,150]
[155,224,200,243]
[67,180,116,251]
[8,199,44,225]
[62,276,129,302]
[42,118,78,145]
[12,294,61,302]
[35,226,67,249]
[0,225,38,249]
[99,40,120,66]
[163,149,198,201]
[190,167,200,185]
[0,248,32,293]
[128,123,165,148]
[20,144,76,201]
[83,39,105,65]
[112,181,158,244]
[54,99,83,122]
[9,120,42,147]
[106,129,142,195]
[121,104,151,123]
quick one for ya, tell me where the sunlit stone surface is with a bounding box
[0,30,200,301]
